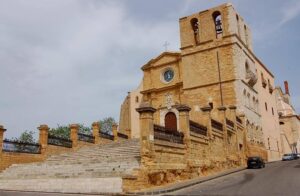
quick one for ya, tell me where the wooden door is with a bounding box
[165,112,177,131]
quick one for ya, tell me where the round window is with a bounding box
[163,69,174,83]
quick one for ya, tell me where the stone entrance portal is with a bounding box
[164,112,177,131]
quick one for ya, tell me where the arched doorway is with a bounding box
[165,112,177,131]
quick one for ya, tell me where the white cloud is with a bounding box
[279,1,300,26]
[0,0,179,138]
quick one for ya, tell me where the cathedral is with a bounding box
[119,3,296,162]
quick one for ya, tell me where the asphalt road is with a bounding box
[167,159,300,196]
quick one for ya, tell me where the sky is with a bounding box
[0,0,299,139]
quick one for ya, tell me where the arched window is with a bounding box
[245,62,250,78]
[236,14,240,36]
[247,93,250,107]
[135,96,139,103]
[244,25,248,46]
[212,11,223,37]
[190,18,200,44]
[245,62,249,71]
[243,90,247,106]
[165,112,177,131]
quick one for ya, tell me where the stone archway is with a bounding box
[164,112,177,131]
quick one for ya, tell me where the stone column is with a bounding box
[229,105,239,151]
[136,102,156,167]
[201,106,212,138]
[0,125,7,152]
[38,124,49,154]
[239,114,247,161]
[176,104,191,145]
[112,124,118,142]
[70,124,79,148]
[92,122,100,144]
[217,106,228,148]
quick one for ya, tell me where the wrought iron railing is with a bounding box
[117,132,128,139]
[211,119,223,132]
[99,132,114,140]
[2,139,41,154]
[78,132,95,143]
[236,116,242,124]
[226,118,234,128]
[48,134,72,148]
[153,124,184,144]
[189,120,207,136]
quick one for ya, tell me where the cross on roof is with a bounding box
[163,41,170,51]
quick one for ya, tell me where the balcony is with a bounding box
[262,78,267,88]
[246,69,258,87]
[269,84,274,94]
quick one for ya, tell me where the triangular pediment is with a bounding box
[141,51,181,70]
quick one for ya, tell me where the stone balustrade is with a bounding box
[0,121,122,171]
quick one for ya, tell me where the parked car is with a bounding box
[292,153,299,160]
[247,156,265,169]
[297,153,300,158]
[282,154,295,161]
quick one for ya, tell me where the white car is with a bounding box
[282,154,294,161]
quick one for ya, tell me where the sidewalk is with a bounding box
[126,167,246,195]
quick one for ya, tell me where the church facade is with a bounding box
[119,3,284,162]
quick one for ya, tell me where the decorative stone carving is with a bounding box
[165,93,173,110]
[246,69,258,87]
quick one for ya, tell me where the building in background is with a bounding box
[275,81,300,154]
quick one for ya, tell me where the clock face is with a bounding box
[163,69,174,82]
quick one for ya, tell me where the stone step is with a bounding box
[0,169,135,179]
[49,157,140,163]
[48,148,140,159]
[5,162,139,172]
[8,157,140,169]
[0,177,123,193]
[2,166,138,176]
[0,139,141,193]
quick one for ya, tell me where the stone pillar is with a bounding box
[136,102,156,167]
[229,105,239,151]
[38,124,49,154]
[112,124,118,142]
[239,114,247,158]
[92,122,100,144]
[125,129,131,139]
[70,124,79,148]
[217,106,228,148]
[176,104,191,145]
[201,106,212,138]
[0,125,7,152]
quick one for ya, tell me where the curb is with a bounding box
[126,167,246,195]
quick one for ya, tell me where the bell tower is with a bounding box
[178,3,255,111]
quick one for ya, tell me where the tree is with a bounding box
[11,130,36,143]
[49,124,91,139]
[78,124,92,134]
[99,117,116,134]
[49,125,70,139]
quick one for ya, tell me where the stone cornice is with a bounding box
[201,106,212,112]
[136,102,156,113]
[175,104,191,112]
[141,82,183,94]
[0,125,6,132]
[228,105,237,110]
[217,106,227,111]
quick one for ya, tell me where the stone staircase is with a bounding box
[0,139,141,193]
